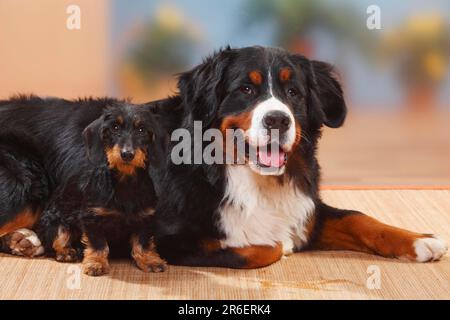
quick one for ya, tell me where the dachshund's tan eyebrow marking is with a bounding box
[249,70,263,85]
[279,68,292,82]
[116,116,124,124]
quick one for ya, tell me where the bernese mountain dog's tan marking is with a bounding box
[249,70,263,86]
[279,68,292,82]
[230,244,283,269]
[0,208,40,237]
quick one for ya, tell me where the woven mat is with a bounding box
[1,190,449,300]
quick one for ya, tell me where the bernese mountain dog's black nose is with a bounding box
[262,111,291,133]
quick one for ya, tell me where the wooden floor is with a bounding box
[1,189,448,300]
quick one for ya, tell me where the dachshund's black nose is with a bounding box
[121,150,135,162]
[263,111,291,133]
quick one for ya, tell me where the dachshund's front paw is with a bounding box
[55,248,80,263]
[135,256,168,273]
[83,260,110,276]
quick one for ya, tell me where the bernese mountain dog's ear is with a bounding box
[309,60,347,128]
[82,116,106,165]
[177,47,234,126]
[143,97,183,169]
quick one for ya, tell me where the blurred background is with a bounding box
[0,0,449,186]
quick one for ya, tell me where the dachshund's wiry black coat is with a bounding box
[0,95,180,273]
[38,104,168,275]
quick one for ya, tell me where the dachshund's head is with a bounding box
[83,103,157,177]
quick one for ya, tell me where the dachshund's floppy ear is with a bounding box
[309,60,347,128]
[177,46,234,127]
[82,116,105,165]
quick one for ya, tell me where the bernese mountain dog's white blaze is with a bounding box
[246,95,297,176]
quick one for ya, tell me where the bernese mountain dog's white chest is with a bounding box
[218,165,315,254]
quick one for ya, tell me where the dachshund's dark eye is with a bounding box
[137,126,146,134]
[239,86,254,95]
[112,124,120,131]
[287,88,299,97]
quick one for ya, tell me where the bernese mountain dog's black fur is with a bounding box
[0,95,180,275]
[152,46,446,267]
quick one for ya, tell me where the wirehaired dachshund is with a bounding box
[0,96,179,275]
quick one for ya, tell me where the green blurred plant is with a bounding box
[243,0,375,56]
[381,14,450,88]
[128,5,199,81]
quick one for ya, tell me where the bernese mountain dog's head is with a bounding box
[177,46,346,177]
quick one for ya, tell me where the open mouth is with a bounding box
[244,142,288,169]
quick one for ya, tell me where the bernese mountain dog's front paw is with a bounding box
[412,235,447,262]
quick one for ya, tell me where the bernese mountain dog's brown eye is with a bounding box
[287,88,299,97]
[239,86,254,95]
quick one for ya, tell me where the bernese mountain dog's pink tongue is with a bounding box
[258,148,285,168]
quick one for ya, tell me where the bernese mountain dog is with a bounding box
[153,46,447,268]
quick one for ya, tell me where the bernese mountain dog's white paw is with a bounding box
[6,228,45,257]
[413,236,447,262]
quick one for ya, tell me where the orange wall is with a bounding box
[0,0,109,99]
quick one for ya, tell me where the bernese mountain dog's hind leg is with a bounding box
[1,228,44,257]
[0,139,48,258]
[310,202,448,262]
